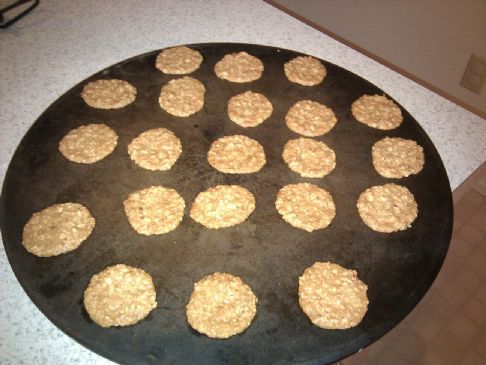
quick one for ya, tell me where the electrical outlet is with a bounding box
[460,54,486,94]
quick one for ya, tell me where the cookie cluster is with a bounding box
[20,46,427,338]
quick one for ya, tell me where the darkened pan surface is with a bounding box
[0,43,452,365]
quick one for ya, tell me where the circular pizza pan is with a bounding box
[0,43,453,365]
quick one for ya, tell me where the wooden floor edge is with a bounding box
[264,0,486,120]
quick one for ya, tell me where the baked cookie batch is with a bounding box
[20,46,426,338]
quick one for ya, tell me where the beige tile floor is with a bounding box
[343,162,486,365]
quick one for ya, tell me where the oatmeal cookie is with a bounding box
[214,52,264,83]
[128,128,182,171]
[124,186,185,235]
[284,56,326,86]
[207,135,266,174]
[352,94,403,130]
[59,124,118,164]
[186,272,257,338]
[190,185,255,229]
[22,203,95,257]
[282,137,336,178]
[299,262,368,329]
[227,91,273,127]
[357,183,418,233]
[275,183,336,232]
[81,79,136,109]
[155,46,203,74]
[159,76,205,117]
[286,100,337,137]
[372,137,424,178]
[84,264,157,327]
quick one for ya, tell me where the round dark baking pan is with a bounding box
[0,43,453,365]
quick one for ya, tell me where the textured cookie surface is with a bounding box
[155,46,203,74]
[84,264,157,328]
[59,124,118,164]
[81,79,136,109]
[124,186,185,235]
[207,135,266,174]
[186,272,258,339]
[275,183,336,232]
[357,183,418,233]
[227,91,273,127]
[284,56,326,86]
[286,100,337,137]
[299,262,368,329]
[128,128,182,171]
[352,94,403,130]
[190,185,255,229]
[159,76,205,117]
[372,137,425,178]
[282,137,336,178]
[22,203,95,257]
[214,52,264,83]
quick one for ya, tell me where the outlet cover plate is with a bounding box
[460,54,486,94]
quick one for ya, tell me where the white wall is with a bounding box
[272,0,486,117]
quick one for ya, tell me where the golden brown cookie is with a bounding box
[275,183,336,232]
[84,264,157,328]
[352,94,403,130]
[128,128,182,171]
[282,137,336,178]
[123,186,185,235]
[22,203,95,257]
[299,262,368,329]
[186,272,258,339]
[155,46,203,74]
[285,100,337,137]
[81,79,136,109]
[227,91,273,127]
[284,56,326,86]
[214,52,264,83]
[207,135,266,174]
[59,124,118,164]
[159,76,205,117]
[372,137,425,178]
[357,183,418,233]
[190,185,255,229]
